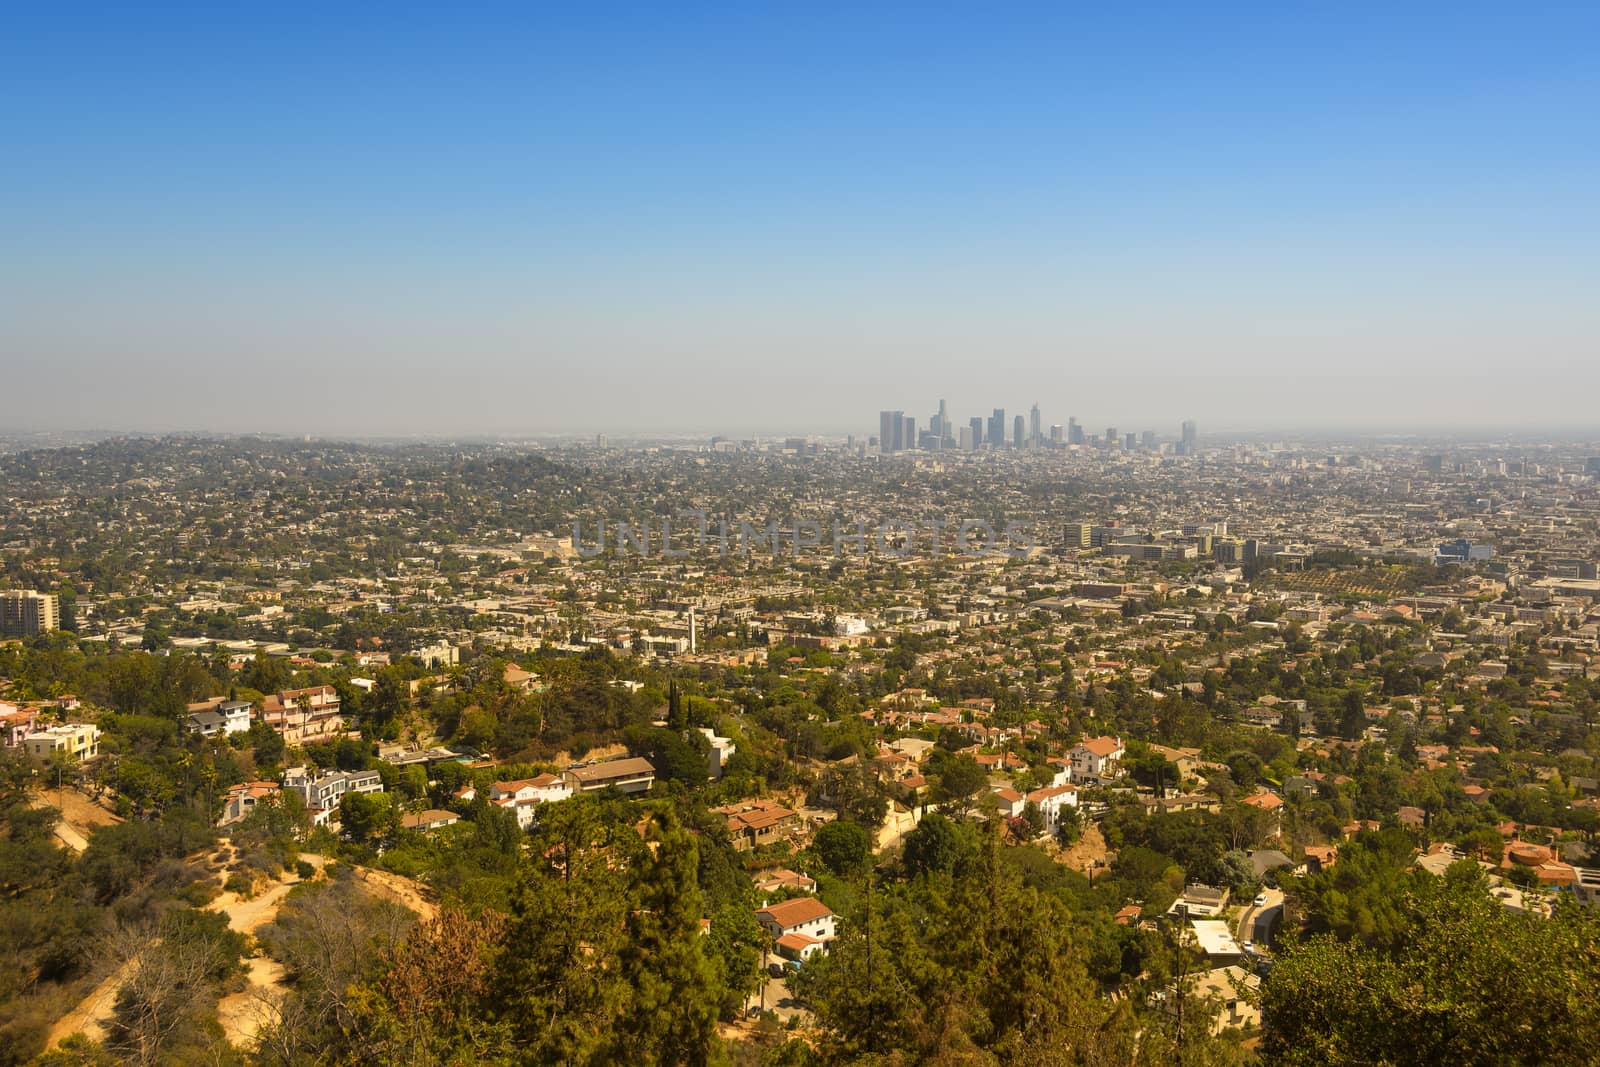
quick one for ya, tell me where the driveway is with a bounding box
[1236,887,1285,946]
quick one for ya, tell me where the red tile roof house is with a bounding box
[1069,736,1125,784]
[0,703,38,747]
[491,773,574,829]
[991,787,1026,819]
[757,897,837,961]
[1026,784,1080,836]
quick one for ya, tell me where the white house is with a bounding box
[491,773,572,829]
[189,699,252,738]
[1069,736,1125,784]
[282,766,383,825]
[699,727,737,780]
[991,787,1026,819]
[219,781,281,825]
[1026,784,1080,835]
[757,897,837,961]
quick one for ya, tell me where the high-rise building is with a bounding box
[969,417,985,448]
[1064,522,1092,548]
[1029,404,1041,446]
[1050,424,1064,446]
[1013,415,1024,450]
[1068,418,1084,445]
[1180,419,1198,454]
[1105,427,1118,447]
[1,591,59,636]
[902,415,917,451]
[1141,430,1155,450]
[1587,457,1600,475]
[879,411,897,453]
[988,409,1007,448]
[958,425,975,450]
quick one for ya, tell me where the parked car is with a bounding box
[1254,892,1268,906]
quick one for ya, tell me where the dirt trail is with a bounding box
[28,785,123,854]
[214,955,288,1048]
[47,854,327,1051]
[43,957,137,1049]
[349,863,439,922]
[45,852,436,1054]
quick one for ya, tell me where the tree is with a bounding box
[339,790,399,846]
[247,720,287,769]
[105,910,245,1067]
[1262,875,1600,1066]
[821,761,889,829]
[933,753,987,805]
[813,819,871,877]
[1339,688,1368,741]
[349,907,513,1065]
[491,798,639,1063]
[605,810,721,1063]
[901,812,975,879]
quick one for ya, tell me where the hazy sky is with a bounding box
[4,5,1598,437]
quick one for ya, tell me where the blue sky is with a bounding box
[4,4,1598,436]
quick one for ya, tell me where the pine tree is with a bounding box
[604,808,721,1064]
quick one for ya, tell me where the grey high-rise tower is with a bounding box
[988,408,1006,447]
[1029,403,1041,446]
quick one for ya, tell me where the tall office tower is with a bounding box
[1013,415,1024,450]
[0,591,59,636]
[1105,427,1118,446]
[1422,454,1445,475]
[969,417,985,448]
[934,398,949,440]
[1050,424,1064,445]
[1029,403,1041,446]
[1068,418,1084,445]
[1181,419,1198,453]
[1064,522,1092,548]
[1124,432,1137,451]
[958,425,975,450]
[988,408,1006,447]
[1587,457,1600,475]
[879,411,896,453]
[901,415,916,451]
[594,433,608,449]
[1141,430,1155,449]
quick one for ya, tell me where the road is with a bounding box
[1236,887,1285,947]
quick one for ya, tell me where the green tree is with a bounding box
[605,810,721,1064]
[813,819,872,877]
[1262,875,1600,1066]
[339,791,399,846]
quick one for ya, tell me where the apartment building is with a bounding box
[23,723,101,765]
[1,590,60,636]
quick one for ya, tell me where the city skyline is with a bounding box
[4,8,1600,436]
